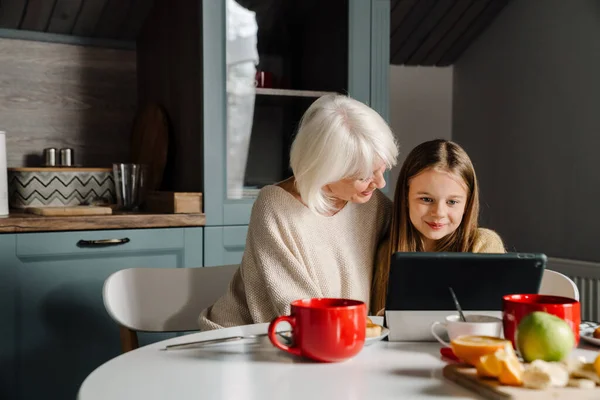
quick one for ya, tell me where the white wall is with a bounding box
[453,0,600,261]
[387,65,453,197]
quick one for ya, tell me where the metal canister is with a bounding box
[43,148,57,166]
[59,148,74,166]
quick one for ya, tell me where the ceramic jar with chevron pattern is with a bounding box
[8,167,116,208]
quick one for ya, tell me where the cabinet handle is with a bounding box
[77,238,131,247]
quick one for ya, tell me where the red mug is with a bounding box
[268,298,366,362]
[502,294,581,348]
[255,70,273,88]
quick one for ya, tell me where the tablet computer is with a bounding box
[384,252,546,342]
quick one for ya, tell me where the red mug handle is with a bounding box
[268,315,301,357]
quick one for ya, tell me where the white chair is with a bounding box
[103,265,239,352]
[539,269,579,301]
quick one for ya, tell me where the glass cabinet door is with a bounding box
[203,0,378,226]
[224,0,350,201]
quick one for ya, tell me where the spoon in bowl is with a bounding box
[449,287,467,322]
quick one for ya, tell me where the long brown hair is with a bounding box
[371,139,481,313]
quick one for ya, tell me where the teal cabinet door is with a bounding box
[0,234,17,400]
[16,227,202,400]
[202,0,390,226]
[204,226,247,267]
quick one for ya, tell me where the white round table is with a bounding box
[77,320,599,400]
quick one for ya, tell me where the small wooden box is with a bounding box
[145,192,203,214]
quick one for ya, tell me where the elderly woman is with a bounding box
[198,94,399,330]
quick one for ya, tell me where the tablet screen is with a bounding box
[385,252,546,311]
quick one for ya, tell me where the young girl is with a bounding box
[371,139,505,314]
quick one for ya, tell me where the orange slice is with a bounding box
[475,345,524,385]
[498,351,524,386]
[594,354,600,378]
[476,350,504,378]
[451,335,512,366]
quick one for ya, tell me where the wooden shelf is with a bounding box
[255,88,336,98]
[0,212,206,233]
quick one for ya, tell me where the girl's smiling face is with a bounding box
[408,168,468,251]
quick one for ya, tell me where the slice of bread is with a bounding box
[366,323,382,338]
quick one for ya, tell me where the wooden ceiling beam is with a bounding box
[390,0,437,64]
[391,0,454,65]
[119,0,154,41]
[421,0,492,66]
[404,0,474,66]
[437,0,509,66]
[72,0,109,37]
[93,0,131,39]
[390,0,417,47]
[0,0,27,29]
[47,0,84,35]
[20,0,58,31]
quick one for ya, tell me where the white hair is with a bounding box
[290,94,399,215]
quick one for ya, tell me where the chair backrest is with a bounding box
[539,269,579,301]
[103,265,239,332]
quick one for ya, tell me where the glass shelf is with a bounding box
[255,88,337,98]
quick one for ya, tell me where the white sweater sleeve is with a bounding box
[241,198,322,321]
[198,191,321,330]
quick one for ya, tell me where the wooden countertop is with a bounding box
[0,211,206,233]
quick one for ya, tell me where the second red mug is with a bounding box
[502,294,581,348]
[268,298,367,363]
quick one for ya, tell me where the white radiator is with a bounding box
[548,257,600,322]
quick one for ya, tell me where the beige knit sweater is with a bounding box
[198,185,392,331]
[471,228,506,253]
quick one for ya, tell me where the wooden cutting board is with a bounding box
[130,103,170,191]
[443,364,600,399]
[25,206,113,216]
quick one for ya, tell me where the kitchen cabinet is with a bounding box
[0,0,390,268]
[0,0,390,262]
[201,0,391,228]
[0,0,391,396]
[204,226,248,267]
[5,227,203,400]
[0,234,17,400]
[137,0,391,231]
